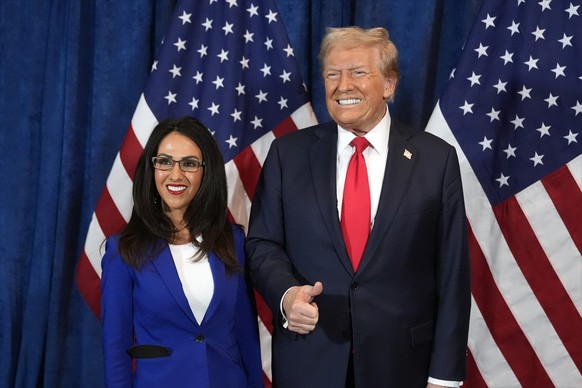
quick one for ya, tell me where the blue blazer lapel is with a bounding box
[358,121,417,274]
[151,246,198,325]
[201,252,225,324]
[308,123,354,275]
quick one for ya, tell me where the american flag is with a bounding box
[76,0,317,384]
[426,0,582,386]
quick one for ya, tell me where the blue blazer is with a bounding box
[101,226,264,388]
[247,121,471,387]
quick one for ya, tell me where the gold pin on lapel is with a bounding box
[403,149,412,159]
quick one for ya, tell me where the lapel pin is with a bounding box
[403,149,412,159]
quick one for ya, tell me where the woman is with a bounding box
[101,117,264,387]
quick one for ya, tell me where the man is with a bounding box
[246,26,470,387]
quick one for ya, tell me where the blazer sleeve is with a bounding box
[233,227,265,388]
[245,140,301,315]
[101,236,134,388]
[430,145,471,380]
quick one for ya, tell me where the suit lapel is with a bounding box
[357,122,417,274]
[201,252,225,324]
[151,245,198,325]
[309,123,354,274]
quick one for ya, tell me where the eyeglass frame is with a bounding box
[151,156,205,173]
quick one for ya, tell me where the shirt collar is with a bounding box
[337,106,391,156]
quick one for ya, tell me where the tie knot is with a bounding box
[351,137,370,154]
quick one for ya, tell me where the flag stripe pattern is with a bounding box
[76,0,318,384]
[426,0,582,385]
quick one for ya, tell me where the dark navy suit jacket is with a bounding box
[101,226,263,388]
[246,120,471,387]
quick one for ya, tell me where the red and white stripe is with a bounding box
[427,103,582,387]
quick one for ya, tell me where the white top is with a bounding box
[169,242,214,325]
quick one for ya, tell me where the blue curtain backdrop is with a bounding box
[0,0,481,386]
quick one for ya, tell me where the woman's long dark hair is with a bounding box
[118,116,240,274]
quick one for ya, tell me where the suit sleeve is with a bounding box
[430,146,471,381]
[233,227,265,388]
[101,237,134,387]
[245,140,301,315]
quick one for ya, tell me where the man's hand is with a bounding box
[282,282,323,334]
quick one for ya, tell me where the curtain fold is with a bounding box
[0,0,480,386]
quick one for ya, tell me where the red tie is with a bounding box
[341,137,371,272]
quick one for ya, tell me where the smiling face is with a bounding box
[154,132,204,223]
[323,45,396,134]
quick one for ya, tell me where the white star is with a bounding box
[193,71,203,84]
[544,93,559,108]
[169,65,182,78]
[243,30,254,43]
[479,136,493,151]
[496,173,510,187]
[188,98,199,111]
[493,79,508,94]
[197,44,208,57]
[500,50,514,65]
[449,68,456,79]
[225,135,238,149]
[551,63,566,78]
[571,100,582,115]
[212,76,225,89]
[511,115,525,129]
[558,33,573,48]
[565,2,580,18]
[530,152,544,166]
[518,0,526,5]
[539,0,552,11]
[264,37,274,50]
[265,9,278,23]
[474,43,489,58]
[240,56,250,69]
[517,85,532,100]
[247,4,259,17]
[251,116,263,129]
[207,102,220,116]
[459,100,474,115]
[255,90,268,103]
[226,0,238,8]
[174,38,187,51]
[507,21,520,36]
[536,122,551,137]
[531,26,546,41]
[247,4,259,18]
[151,60,158,72]
[503,144,517,159]
[564,130,579,144]
[278,97,288,110]
[524,56,539,71]
[482,13,496,29]
[164,91,177,105]
[217,49,229,63]
[235,82,246,95]
[231,109,242,122]
[486,107,501,122]
[279,70,292,83]
[178,11,192,24]
[260,64,272,77]
[202,18,213,31]
[222,22,234,35]
[283,44,295,57]
[467,72,481,86]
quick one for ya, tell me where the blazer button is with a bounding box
[195,334,205,343]
[350,282,359,291]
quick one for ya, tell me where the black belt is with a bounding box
[127,344,172,358]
